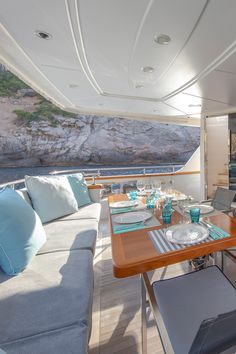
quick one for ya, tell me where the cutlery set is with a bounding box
[199,221,229,240]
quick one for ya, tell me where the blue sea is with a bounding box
[0,163,184,184]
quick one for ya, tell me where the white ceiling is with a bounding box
[1,0,236,126]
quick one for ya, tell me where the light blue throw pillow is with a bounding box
[25,175,78,223]
[0,188,46,275]
[67,173,91,208]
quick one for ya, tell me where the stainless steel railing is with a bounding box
[0,164,184,189]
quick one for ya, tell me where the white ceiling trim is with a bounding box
[65,0,103,94]
[0,22,74,109]
[127,0,154,89]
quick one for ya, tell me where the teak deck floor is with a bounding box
[89,219,236,354]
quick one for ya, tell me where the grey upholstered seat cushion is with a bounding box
[58,202,101,222]
[39,219,98,254]
[0,250,93,345]
[2,323,88,354]
[152,266,236,354]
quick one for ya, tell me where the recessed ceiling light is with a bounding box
[141,66,154,73]
[34,30,52,40]
[154,34,171,45]
[135,84,144,89]
[153,109,159,113]
[98,103,104,106]
[69,84,79,88]
[188,104,202,108]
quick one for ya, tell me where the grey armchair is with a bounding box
[148,266,236,354]
[202,187,236,214]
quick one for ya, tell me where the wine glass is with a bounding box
[137,180,145,194]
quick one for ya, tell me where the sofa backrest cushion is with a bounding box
[25,175,78,223]
[67,173,91,208]
[0,188,46,275]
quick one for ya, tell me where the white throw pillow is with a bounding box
[25,175,78,223]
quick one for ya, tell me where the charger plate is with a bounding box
[165,223,209,245]
[184,204,214,214]
[110,200,138,208]
[113,211,152,224]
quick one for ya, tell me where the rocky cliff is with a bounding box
[0,95,200,167]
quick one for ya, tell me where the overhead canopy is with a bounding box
[1,0,236,126]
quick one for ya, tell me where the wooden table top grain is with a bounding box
[109,194,236,278]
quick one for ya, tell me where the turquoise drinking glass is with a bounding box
[190,208,200,223]
[146,196,155,209]
[129,191,137,200]
[164,196,173,211]
[162,206,172,224]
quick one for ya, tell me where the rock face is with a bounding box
[0,111,200,167]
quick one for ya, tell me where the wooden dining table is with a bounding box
[109,193,236,354]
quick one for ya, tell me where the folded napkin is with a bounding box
[201,221,230,240]
[113,222,145,234]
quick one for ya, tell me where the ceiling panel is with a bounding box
[1,0,236,120]
[166,93,233,116]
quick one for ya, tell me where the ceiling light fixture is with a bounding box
[141,66,154,73]
[69,84,79,88]
[34,30,52,40]
[188,104,202,108]
[135,84,144,89]
[154,34,171,45]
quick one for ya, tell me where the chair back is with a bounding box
[212,187,236,211]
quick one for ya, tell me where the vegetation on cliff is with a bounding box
[13,98,77,127]
[0,67,76,126]
[0,70,27,96]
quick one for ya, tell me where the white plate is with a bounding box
[165,223,209,245]
[172,194,187,201]
[184,204,214,214]
[113,211,152,224]
[110,200,138,208]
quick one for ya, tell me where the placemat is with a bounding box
[148,228,215,254]
[112,212,161,234]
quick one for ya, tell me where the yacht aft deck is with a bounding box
[91,200,236,354]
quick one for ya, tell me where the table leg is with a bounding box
[141,276,147,354]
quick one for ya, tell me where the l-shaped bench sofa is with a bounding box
[0,178,102,354]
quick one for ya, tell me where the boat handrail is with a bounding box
[50,164,184,176]
[0,169,200,189]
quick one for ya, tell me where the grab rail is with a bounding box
[0,168,200,189]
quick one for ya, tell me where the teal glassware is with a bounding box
[129,191,137,200]
[162,206,172,224]
[190,208,200,223]
[146,196,155,209]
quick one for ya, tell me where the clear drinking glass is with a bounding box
[137,180,145,193]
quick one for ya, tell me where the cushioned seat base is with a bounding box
[1,323,88,354]
[0,250,93,346]
[152,266,236,354]
[40,219,98,254]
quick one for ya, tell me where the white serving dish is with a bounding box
[110,200,138,208]
[184,204,214,214]
[165,223,209,245]
[113,211,152,224]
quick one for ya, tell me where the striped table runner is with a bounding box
[148,228,214,254]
